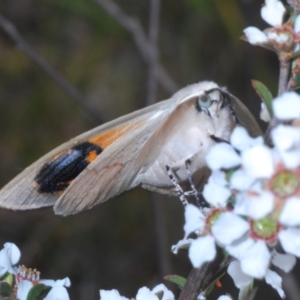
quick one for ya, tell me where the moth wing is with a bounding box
[53,114,167,215]
[0,99,173,211]
[229,94,262,136]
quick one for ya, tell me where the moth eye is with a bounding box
[197,94,212,109]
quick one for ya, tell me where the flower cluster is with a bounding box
[0,242,71,300]
[173,91,300,298]
[243,0,300,54]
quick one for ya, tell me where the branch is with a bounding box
[0,14,105,123]
[278,55,290,96]
[94,0,178,94]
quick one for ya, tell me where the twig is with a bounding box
[94,0,178,94]
[178,260,219,300]
[0,13,105,123]
[265,55,290,143]
[278,55,290,96]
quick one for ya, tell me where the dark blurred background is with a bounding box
[0,0,292,299]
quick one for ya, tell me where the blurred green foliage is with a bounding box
[0,0,281,299]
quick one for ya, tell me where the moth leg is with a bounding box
[184,159,208,209]
[165,165,188,207]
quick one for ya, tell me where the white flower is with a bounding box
[228,251,291,299]
[243,27,268,44]
[217,296,232,300]
[151,284,175,300]
[271,125,300,168]
[17,277,71,300]
[188,235,216,268]
[136,287,158,300]
[230,126,263,151]
[135,285,175,300]
[205,143,241,170]
[234,188,274,220]
[99,289,129,300]
[273,91,300,120]
[241,145,274,178]
[202,171,231,207]
[0,242,20,276]
[261,0,286,27]
[211,212,250,246]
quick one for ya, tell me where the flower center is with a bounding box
[206,209,223,232]
[250,217,278,243]
[271,171,299,197]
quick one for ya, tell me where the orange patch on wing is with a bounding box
[86,150,99,163]
[89,120,144,149]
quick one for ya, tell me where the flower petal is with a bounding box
[188,236,216,268]
[243,27,268,44]
[278,228,300,256]
[243,190,274,220]
[261,0,286,27]
[44,286,70,300]
[265,270,285,298]
[203,179,230,207]
[4,243,21,266]
[99,289,129,300]
[279,197,300,226]
[136,287,158,300]
[227,260,252,288]
[212,212,249,246]
[240,240,271,279]
[241,145,274,178]
[272,250,296,272]
[273,91,300,120]
[151,284,175,300]
[205,143,241,170]
[183,204,205,237]
[230,126,263,151]
[17,280,33,300]
[171,239,193,254]
[217,296,232,300]
[230,170,255,191]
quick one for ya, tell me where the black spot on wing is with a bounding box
[35,142,102,194]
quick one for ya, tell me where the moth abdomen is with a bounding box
[35,142,102,194]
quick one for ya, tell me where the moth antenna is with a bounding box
[185,160,208,209]
[165,165,188,207]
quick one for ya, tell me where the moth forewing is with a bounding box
[0,98,173,211]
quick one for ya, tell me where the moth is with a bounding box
[0,81,262,216]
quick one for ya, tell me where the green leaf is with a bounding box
[26,284,51,300]
[0,282,13,297]
[251,80,273,117]
[164,275,186,289]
